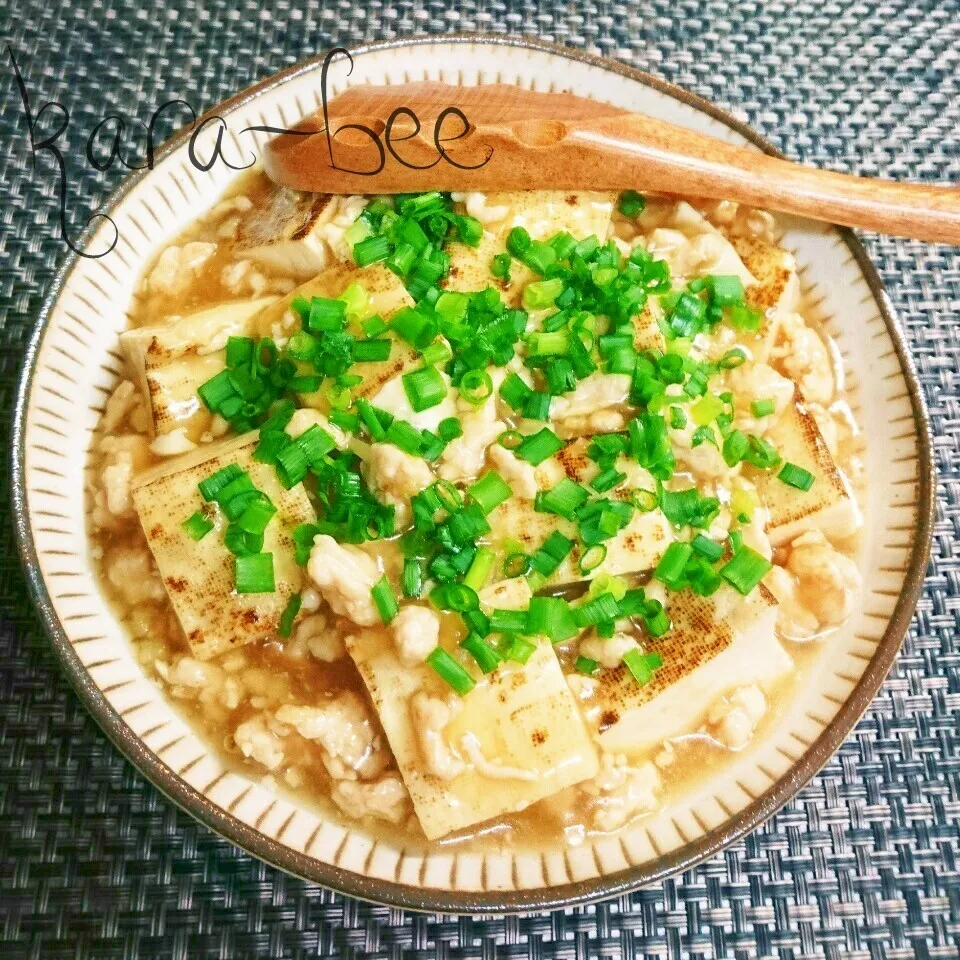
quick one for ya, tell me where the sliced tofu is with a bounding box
[445,191,616,305]
[120,298,276,438]
[753,389,861,545]
[596,585,792,754]
[131,431,315,661]
[235,186,336,279]
[253,261,420,408]
[485,439,672,587]
[345,628,599,840]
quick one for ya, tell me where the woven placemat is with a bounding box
[2,3,959,957]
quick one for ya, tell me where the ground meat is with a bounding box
[307,535,381,626]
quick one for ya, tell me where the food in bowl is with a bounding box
[89,173,864,848]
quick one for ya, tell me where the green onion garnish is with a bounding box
[426,647,475,696]
[463,547,496,592]
[499,372,533,412]
[529,531,574,577]
[751,398,776,418]
[353,234,392,267]
[654,542,694,590]
[515,428,564,466]
[181,511,214,541]
[778,462,815,491]
[402,366,447,412]
[522,278,565,311]
[278,593,302,638]
[575,655,600,676]
[437,417,463,442]
[401,558,424,598]
[235,553,275,594]
[385,419,424,457]
[235,495,277,535]
[460,634,503,674]
[526,596,578,643]
[710,275,745,306]
[352,338,392,363]
[489,608,528,633]
[618,190,645,217]
[535,477,589,520]
[719,545,772,595]
[371,576,399,623]
[691,534,724,562]
[459,369,493,405]
[468,471,512,514]
[198,463,244,502]
[500,635,536,664]
[579,544,607,574]
[622,648,663,685]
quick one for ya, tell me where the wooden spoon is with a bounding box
[263,82,960,244]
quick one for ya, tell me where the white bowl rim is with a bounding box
[10,33,936,914]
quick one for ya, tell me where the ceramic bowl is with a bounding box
[11,35,934,913]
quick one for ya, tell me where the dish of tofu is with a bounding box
[88,172,867,851]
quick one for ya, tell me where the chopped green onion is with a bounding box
[622,648,663,685]
[529,531,574,578]
[691,534,724,562]
[751,398,776,418]
[468,471,512,514]
[224,524,264,557]
[591,468,626,494]
[710,275,745,306]
[355,397,387,441]
[401,558,424,598]
[631,488,659,512]
[506,226,531,257]
[385,419,424,456]
[575,655,600,676]
[522,278,565,310]
[235,553,275,594]
[525,330,569,357]
[402,366,447,412]
[181,511,214,541]
[427,647,475,696]
[460,634,502,674]
[515,428,564,466]
[497,429,524,450]
[719,545,772,595]
[489,608,528,633]
[501,635,536,664]
[437,417,463,442]
[579,544,607,574]
[198,463,245,502]
[431,582,480,613]
[420,340,452,367]
[353,234,392,267]
[361,314,388,337]
[618,190,646,217]
[371,576,399,623]
[526,596,578,643]
[503,552,531,578]
[654,542,694,590]
[463,547,496,592]
[278,593,302,638]
[236,494,277,535]
[778,462,815,491]
[522,390,552,421]
[391,306,438,350]
[572,591,621,628]
[352,338,392,363]
[499,372,533,412]
[459,369,493,405]
[197,369,237,413]
[535,477,589,520]
[491,252,512,281]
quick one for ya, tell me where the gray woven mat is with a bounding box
[2,2,959,957]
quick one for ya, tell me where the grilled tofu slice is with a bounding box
[595,585,792,755]
[345,624,599,841]
[121,298,276,438]
[253,261,419,408]
[485,439,672,586]
[131,432,315,661]
[729,234,801,360]
[445,191,617,304]
[235,187,336,279]
[753,389,861,545]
